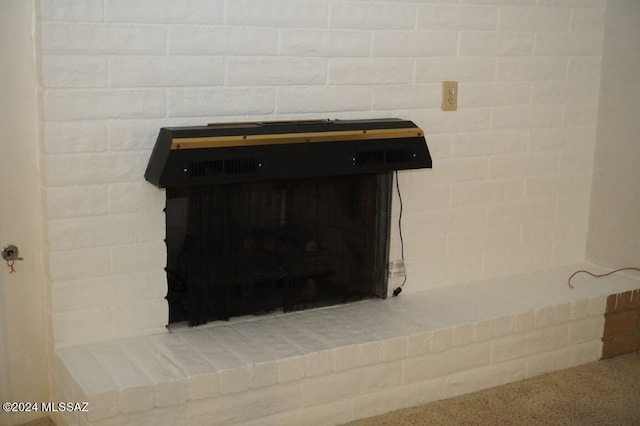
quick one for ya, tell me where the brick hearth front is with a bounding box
[50,264,640,425]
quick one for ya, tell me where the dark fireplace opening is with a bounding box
[145,118,432,326]
[166,172,393,326]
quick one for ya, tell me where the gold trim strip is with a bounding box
[171,128,423,150]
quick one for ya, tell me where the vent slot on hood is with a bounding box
[189,158,258,178]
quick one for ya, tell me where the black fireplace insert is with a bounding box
[145,118,431,326]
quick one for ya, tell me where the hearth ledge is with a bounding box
[50,263,640,426]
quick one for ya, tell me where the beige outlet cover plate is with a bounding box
[441,81,458,111]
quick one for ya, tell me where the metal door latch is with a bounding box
[2,245,22,261]
[2,245,23,273]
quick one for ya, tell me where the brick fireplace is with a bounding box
[42,0,604,349]
[34,0,633,424]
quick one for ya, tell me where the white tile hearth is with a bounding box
[50,264,640,425]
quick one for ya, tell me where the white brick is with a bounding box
[452,324,473,347]
[109,56,224,87]
[329,58,413,84]
[419,157,488,184]
[332,345,359,372]
[373,31,458,57]
[406,332,431,357]
[493,314,515,337]
[460,82,531,108]
[304,350,333,377]
[559,148,594,173]
[486,198,556,227]
[105,0,225,24]
[400,185,451,213]
[444,360,525,398]
[52,277,109,313]
[48,211,164,250]
[53,307,112,346]
[373,84,440,110]
[111,299,168,336]
[491,105,563,130]
[413,108,492,133]
[248,362,278,389]
[109,182,165,214]
[227,57,326,86]
[525,172,591,198]
[571,7,605,31]
[568,316,604,344]
[276,86,371,114]
[280,30,370,57]
[552,302,572,324]
[330,2,416,30]
[513,310,535,333]
[41,22,165,54]
[107,119,163,151]
[418,5,498,31]
[562,340,602,368]
[227,0,328,28]
[50,247,111,281]
[564,104,598,126]
[492,324,569,363]
[44,89,165,120]
[497,56,567,81]
[416,57,496,82]
[105,271,167,305]
[525,347,572,378]
[301,369,360,406]
[46,152,149,186]
[44,121,107,154]
[408,252,484,289]
[472,318,496,342]
[403,233,447,262]
[277,356,305,383]
[589,296,607,317]
[217,368,250,395]
[448,226,520,255]
[382,337,407,362]
[535,32,603,56]
[451,179,524,207]
[489,152,559,178]
[105,0,165,23]
[166,0,224,24]
[167,26,277,55]
[42,56,106,88]
[167,87,274,117]
[452,130,526,158]
[465,0,536,5]
[189,372,220,401]
[430,328,453,352]
[538,0,604,6]
[532,80,599,104]
[404,342,492,384]
[111,241,166,274]
[40,0,104,21]
[534,306,555,328]
[568,57,601,80]
[460,32,534,56]
[188,383,301,425]
[405,206,486,236]
[499,6,570,31]
[47,185,108,219]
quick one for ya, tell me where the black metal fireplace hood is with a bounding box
[145,118,432,188]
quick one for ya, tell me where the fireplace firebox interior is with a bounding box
[145,118,432,326]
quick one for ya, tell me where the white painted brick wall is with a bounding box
[39,0,605,347]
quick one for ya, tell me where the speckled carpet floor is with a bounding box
[347,351,640,426]
[19,351,640,426]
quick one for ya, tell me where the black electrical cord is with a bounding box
[393,170,406,297]
[567,267,640,289]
